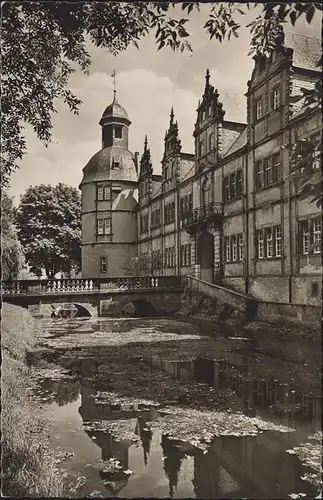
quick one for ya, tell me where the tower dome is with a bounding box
[100,91,130,123]
[80,91,137,186]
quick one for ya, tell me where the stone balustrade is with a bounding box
[1,275,183,295]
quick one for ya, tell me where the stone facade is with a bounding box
[81,33,322,306]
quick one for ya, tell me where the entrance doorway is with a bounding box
[198,232,214,283]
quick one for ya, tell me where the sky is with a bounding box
[8,4,322,203]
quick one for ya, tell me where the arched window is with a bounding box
[202,177,212,206]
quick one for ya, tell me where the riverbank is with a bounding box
[179,286,321,341]
[1,303,67,497]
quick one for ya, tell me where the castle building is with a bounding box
[79,90,139,277]
[80,32,322,306]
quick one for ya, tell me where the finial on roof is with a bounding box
[111,69,117,101]
[205,68,210,88]
[170,106,174,124]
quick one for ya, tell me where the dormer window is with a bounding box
[209,133,215,151]
[114,126,122,138]
[259,57,266,73]
[208,104,212,117]
[112,160,120,169]
[202,110,206,121]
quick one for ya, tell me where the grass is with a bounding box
[1,303,67,497]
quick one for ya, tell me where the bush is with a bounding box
[1,304,66,497]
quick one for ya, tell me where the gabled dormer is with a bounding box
[194,69,225,170]
[162,107,182,192]
[138,136,153,205]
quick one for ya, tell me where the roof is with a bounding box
[80,146,138,185]
[179,154,195,182]
[223,127,248,157]
[101,92,130,123]
[284,32,321,72]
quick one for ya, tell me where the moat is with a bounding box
[31,316,322,499]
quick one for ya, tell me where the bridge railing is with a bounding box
[1,275,184,295]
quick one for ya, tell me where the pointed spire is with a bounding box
[111,69,118,102]
[144,134,148,151]
[170,106,174,124]
[205,68,210,89]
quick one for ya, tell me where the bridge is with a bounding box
[2,276,185,317]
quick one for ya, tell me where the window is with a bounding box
[152,249,162,269]
[311,133,321,170]
[165,202,175,225]
[199,140,205,157]
[272,87,281,110]
[97,187,104,201]
[265,228,273,257]
[209,133,215,151]
[231,235,237,261]
[255,161,263,189]
[180,244,191,267]
[225,237,231,262]
[114,126,122,138]
[257,230,264,259]
[202,178,212,206]
[311,282,319,297]
[103,186,111,200]
[97,218,111,235]
[151,209,161,229]
[100,257,107,273]
[256,99,263,120]
[112,160,120,169]
[224,234,244,262]
[300,218,322,255]
[238,234,244,261]
[271,51,277,63]
[202,110,206,121]
[300,220,310,254]
[255,153,282,190]
[208,104,212,117]
[257,225,282,259]
[236,170,243,195]
[180,194,193,220]
[313,219,322,253]
[97,219,104,235]
[165,247,175,268]
[275,226,282,257]
[264,158,272,186]
[140,214,148,233]
[223,170,243,202]
[272,153,281,183]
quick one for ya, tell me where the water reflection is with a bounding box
[150,355,321,433]
[74,356,319,498]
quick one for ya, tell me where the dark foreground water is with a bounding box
[32,317,322,499]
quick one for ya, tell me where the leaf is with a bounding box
[306,5,315,23]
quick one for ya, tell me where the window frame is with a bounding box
[272,86,281,110]
[256,98,263,120]
[100,257,107,273]
[114,125,122,139]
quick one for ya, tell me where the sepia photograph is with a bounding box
[1,2,322,499]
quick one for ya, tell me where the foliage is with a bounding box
[15,183,81,278]
[1,2,321,186]
[1,192,25,280]
[1,304,66,498]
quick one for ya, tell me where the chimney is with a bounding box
[134,151,139,174]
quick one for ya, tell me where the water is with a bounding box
[32,317,322,499]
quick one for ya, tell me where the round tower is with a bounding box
[79,91,139,278]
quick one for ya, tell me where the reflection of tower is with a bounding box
[193,445,222,498]
[161,435,184,499]
[135,414,153,466]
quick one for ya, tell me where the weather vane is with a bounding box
[111,69,117,95]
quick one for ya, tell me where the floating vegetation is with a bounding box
[290,431,323,488]
[83,418,140,443]
[94,391,159,409]
[145,406,294,451]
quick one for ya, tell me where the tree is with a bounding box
[1,192,25,280]
[15,183,81,278]
[1,2,321,186]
